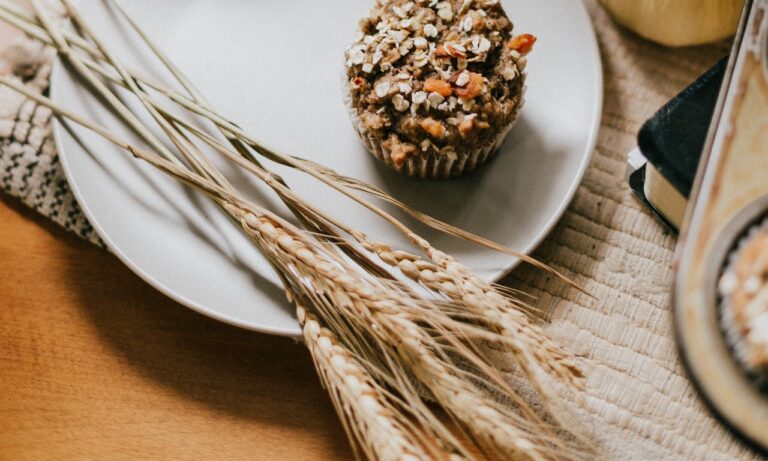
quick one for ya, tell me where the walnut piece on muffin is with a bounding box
[344,0,534,179]
[719,229,768,371]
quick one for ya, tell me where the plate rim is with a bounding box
[51,116,304,337]
[50,0,603,337]
[511,0,604,271]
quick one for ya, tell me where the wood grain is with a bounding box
[0,196,353,460]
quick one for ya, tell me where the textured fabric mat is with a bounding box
[0,1,760,459]
[0,32,100,244]
[505,3,758,460]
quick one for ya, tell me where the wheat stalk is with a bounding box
[3,71,474,459]
[298,304,439,461]
[0,2,595,459]
[27,5,449,457]
[1,71,582,460]
[360,238,590,444]
[238,211,573,460]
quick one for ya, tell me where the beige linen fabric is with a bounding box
[0,1,762,459]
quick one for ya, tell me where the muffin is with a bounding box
[719,225,768,378]
[343,0,535,179]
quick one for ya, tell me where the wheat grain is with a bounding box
[299,304,438,461]
[240,211,576,460]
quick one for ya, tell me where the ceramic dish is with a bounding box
[51,0,602,336]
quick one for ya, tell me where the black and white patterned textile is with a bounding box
[0,36,101,245]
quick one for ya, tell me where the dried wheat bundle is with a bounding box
[0,1,593,459]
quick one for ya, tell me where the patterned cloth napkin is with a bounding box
[0,1,761,460]
[0,34,100,244]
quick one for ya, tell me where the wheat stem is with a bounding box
[28,0,182,168]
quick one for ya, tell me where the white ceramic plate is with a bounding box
[51,0,602,337]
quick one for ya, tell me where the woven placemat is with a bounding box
[504,3,760,460]
[0,1,760,460]
[0,30,100,245]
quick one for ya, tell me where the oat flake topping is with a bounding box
[345,0,535,169]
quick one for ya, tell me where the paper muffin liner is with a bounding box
[717,217,768,389]
[342,70,524,180]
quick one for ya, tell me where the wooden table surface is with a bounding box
[0,195,353,459]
